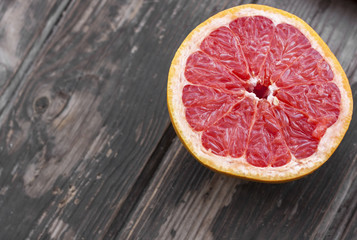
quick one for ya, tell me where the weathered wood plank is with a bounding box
[117,0,357,239]
[321,166,357,239]
[0,0,70,124]
[0,0,75,238]
[0,0,224,239]
[118,121,357,239]
[104,125,177,239]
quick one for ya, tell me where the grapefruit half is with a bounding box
[167,4,353,182]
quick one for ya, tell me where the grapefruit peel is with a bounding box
[167,4,353,182]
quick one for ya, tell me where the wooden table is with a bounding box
[0,0,356,239]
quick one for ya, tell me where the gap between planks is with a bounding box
[103,123,177,239]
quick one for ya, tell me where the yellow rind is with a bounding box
[167,4,353,183]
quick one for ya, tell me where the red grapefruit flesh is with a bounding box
[183,15,341,168]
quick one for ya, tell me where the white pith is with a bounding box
[168,6,352,180]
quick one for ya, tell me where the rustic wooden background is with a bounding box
[0,0,356,239]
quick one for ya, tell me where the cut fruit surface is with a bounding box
[167,4,353,182]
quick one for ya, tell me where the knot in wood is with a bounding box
[34,96,49,114]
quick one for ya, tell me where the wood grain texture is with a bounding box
[0,0,356,239]
[118,0,357,239]
[0,0,69,124]
[0,0,180,239]
[0,0,74,238]
[118,127,357,239]
[118,134,357,239]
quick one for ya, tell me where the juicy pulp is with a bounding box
[182,15,341,167]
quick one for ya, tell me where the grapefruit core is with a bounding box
[167,4,353,182]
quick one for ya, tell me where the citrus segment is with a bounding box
[274,102,319,159]
[276,48,334,87]
[246,101,291,167]
[229,16,274,77]
[200,26,250,81]
[185,51,246,91]
[182,85,243,131]
[201,96,256,158]
[259,23,311,85]
[167,4,353,182]
[275,83,341,138]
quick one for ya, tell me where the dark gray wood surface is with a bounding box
[0,0,356,239]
